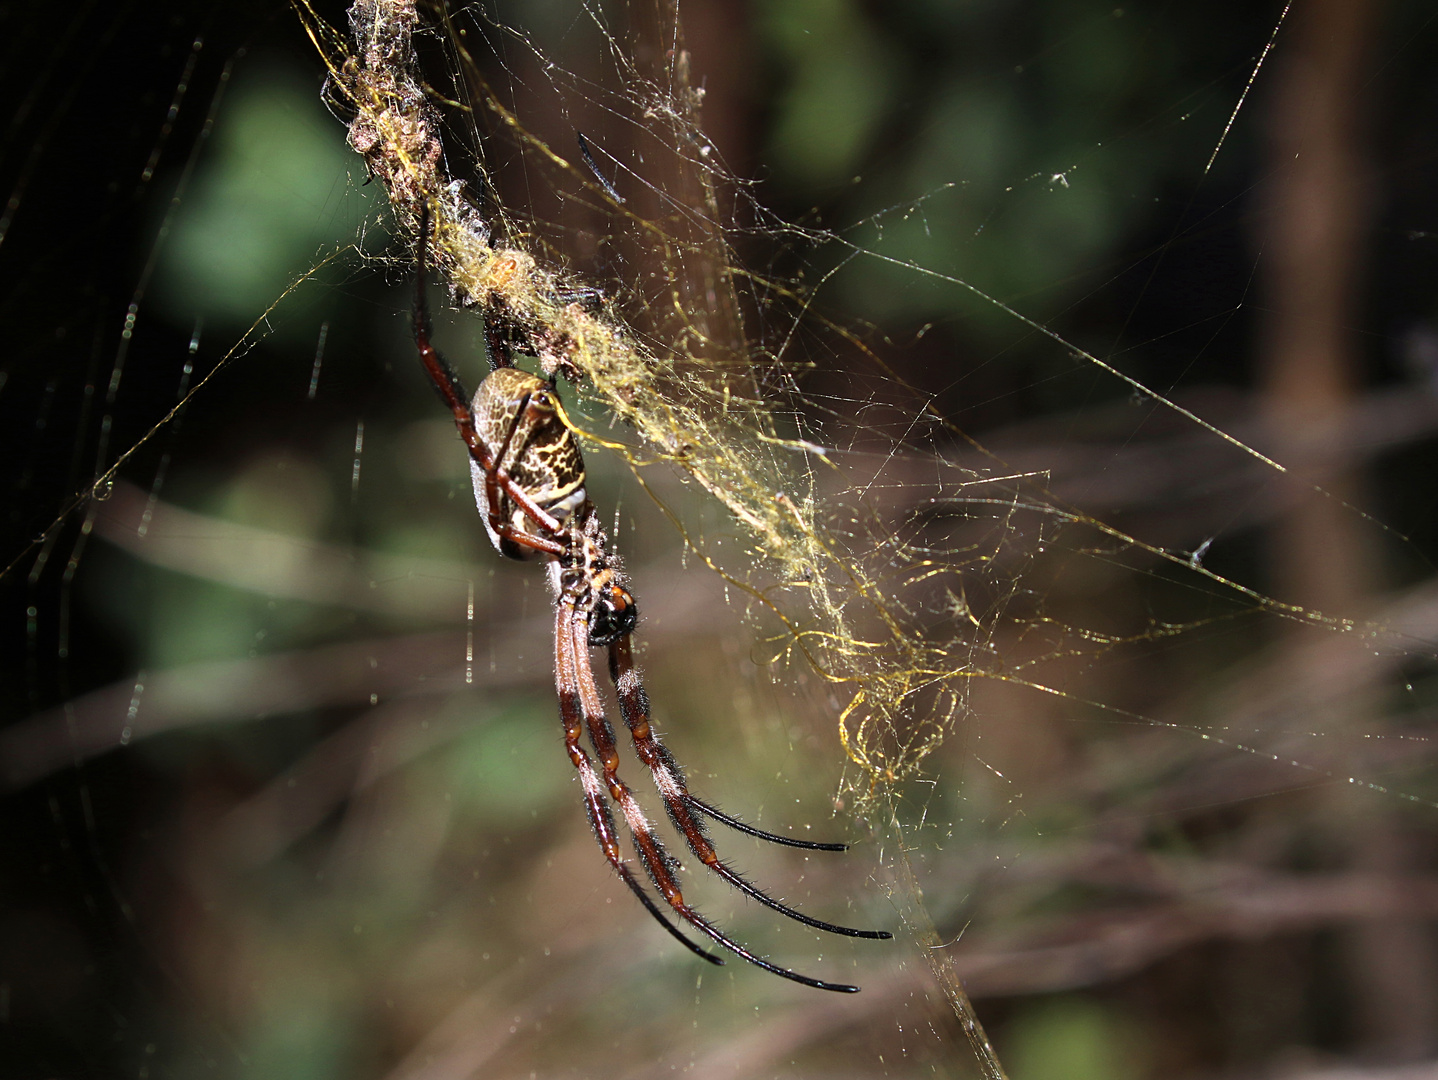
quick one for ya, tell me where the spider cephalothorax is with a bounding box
[556,510,638,647]
[412,208,890,992]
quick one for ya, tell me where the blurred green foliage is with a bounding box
[755,1,1233,329]
[759,0,898,190]
[154,63,372,337]
[1005,998,1146,1080]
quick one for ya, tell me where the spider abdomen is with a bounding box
[469,366,586,560]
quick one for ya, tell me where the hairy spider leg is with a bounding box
[683,796,848,852]
[481,386,567,556]
[576,131,625,205]
[481,388,531,534]
[413,207,566,557]
[608,636,893,942]
[567,617,865,993]
[554,603,723,966]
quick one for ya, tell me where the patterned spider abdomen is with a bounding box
[467,365,640,643]
[469,366,587,560]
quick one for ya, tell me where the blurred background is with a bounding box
[4,0,1438,1077]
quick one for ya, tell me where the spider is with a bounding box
[411,210,892,992]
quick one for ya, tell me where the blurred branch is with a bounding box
[0,629,487,789]
[957,864,1438,999]
[96,479,483,619]
[216,695,487,868]
[3,480,740,789]
[893,383,1438,553]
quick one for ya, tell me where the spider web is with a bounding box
[4,0,1438,1077]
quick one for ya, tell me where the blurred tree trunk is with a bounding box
[1258,0,1438,1059]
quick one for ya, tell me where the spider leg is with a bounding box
[554,604,723,967]
[683,796,848,852]
[483,392,530,525]
[565,617,867,992]
[480,391,571,558]
[413,207,566,545]
[607,636,893,943]
[413,207,480,441]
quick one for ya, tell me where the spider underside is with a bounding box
[412,211,891,992]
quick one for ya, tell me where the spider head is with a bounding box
[587,582,638,646]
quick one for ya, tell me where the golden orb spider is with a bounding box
[412,210,891,992]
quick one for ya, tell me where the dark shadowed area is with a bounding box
[4,1,1438,1077]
